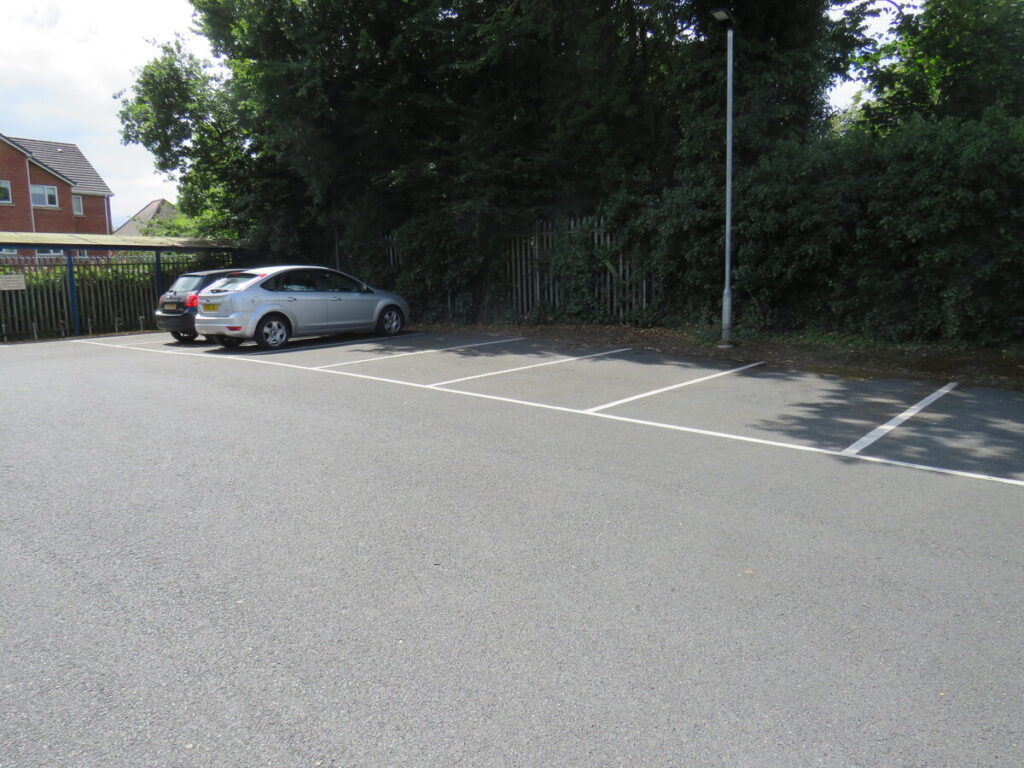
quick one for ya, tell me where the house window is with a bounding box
[0,248,16,255]
[0,180,11,204]
[36,248,63,256]
[31,185,58,207]
[72,195,84,215]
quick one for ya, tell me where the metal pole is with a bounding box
[66,249,81,336]
[155,249,165,297]
[719,25,734,349]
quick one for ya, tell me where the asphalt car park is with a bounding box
[3,329,1023,767]
[81,329,1024,484]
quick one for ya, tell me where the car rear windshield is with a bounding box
[206,272,260,292]
[167,275,207,292]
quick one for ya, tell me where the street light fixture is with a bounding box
[711,7,737,25]
[710,7,736,349]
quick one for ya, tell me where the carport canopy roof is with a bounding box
[0,231,240,252]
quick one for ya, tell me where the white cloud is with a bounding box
[0,0,213,227]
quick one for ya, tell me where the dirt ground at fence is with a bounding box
[422,322,1024,392]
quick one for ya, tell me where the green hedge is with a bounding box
[355,110,1023,345]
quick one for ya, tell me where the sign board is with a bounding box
[0,273,27,291]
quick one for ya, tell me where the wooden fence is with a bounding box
[0,252,234,341]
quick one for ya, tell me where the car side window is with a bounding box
[279,270,318,292]
[317,270,363,292]
[261,274,285,291]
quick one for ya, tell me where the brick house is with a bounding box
[0,133,113,257]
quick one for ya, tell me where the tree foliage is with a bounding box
[856,0,1024,130]
[118,1,1024,342]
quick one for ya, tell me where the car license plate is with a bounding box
[202,303,220,311]
[163,302,179,310]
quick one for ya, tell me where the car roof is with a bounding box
[176,268,241,277]
[193,265,353,279]
[240,265,336,274]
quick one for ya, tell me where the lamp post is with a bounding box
[711,8,737,348]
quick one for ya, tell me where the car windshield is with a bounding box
[206,272,260,292]
[167,275,206,292]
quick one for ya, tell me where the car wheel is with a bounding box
[170,330,198,342]
[218,335,244,348]
[376,306,405,336]
[255,315,290,350]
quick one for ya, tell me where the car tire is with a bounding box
[218,335,244,348]
[255,315,290,350]
[376,306,405,336]
[171,330,198,342]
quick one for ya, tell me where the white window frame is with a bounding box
[0,248,16,255]
[72,194,84,215]
[0,180,11,204]
[36,248,63,256]
[31,184,59,208]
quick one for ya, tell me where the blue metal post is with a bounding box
[155,249,165,296]
[66,249,81,336]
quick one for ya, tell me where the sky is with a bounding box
[2,0,211,228]
[2,1,883,231]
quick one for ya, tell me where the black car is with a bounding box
[155,269,239,342]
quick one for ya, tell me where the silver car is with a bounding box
[194,265,410,350]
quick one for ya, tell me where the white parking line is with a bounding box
[428,347,631,387]
[314,336,525,369]
[585,361,763,413]
[117,337,185,346]
[250,332,426,356]
[89,333,428,352]
[73,340,1024,488]
[75,336,171,347]
[589,410,1023,487]
[841,382,959,456]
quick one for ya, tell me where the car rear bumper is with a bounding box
[155,310,197,332]
[195,313,255,337]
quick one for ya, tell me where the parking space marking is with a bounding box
[314,336,525,369]
[841,382,959,456]
[76,333,428,352]
[120,338,189,346]
[427,347,631,387]
[590,410,1024,487]
[72,339,1024,488]
[75,337,173,347]
[249,332,426,356]
[584,361,764,413]
[75,339,346,371]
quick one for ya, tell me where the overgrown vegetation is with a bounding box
[118,0,1024,343]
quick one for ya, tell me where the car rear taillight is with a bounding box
[185,294,200,308]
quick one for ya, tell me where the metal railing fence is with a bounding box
[0,251,234,342]
[384,217,658,321]
[505,217,656,320]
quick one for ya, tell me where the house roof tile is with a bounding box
[7,136,113,196]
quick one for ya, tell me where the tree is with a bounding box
[118,37,320,249]
[857,0,1024,130]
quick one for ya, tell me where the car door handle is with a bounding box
[332,296,344,301]
[284,296,297,302]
